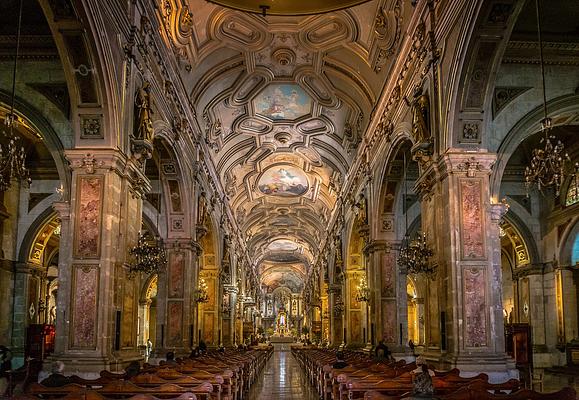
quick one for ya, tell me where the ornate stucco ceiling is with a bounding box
[165,0,403,291]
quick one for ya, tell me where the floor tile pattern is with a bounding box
[248,344,319,400]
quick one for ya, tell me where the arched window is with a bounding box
[572,234,579,266]
[566,176,579,206]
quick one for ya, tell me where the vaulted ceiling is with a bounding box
[169,0,401,292]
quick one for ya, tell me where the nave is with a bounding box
[2,0,579,397]
[248,345,318,400]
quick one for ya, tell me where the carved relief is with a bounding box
[215,14,269,50]
[167,301,183,346]
[74,176,103,258]
[373,0,402,72]
[460,121,481,143]
[71,265,98,349]
[168,251,185,298]
[460,179,485,259]
[492,86,531,117]
[167,179,182,212]
[464,41,497,110]
[80,115,103,139]
[301,17,352,50]
[463,267,487,347]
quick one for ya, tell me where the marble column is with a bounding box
[155,240,199,356]
[366,240,403,350]
[51,150,148,375]
[416,152,516,380]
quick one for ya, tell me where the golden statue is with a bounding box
[411,90,430,145]
[134,81,154,142]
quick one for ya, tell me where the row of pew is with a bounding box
[291,347,577,400]
[14,346,273,400]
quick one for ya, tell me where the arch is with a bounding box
[0,94,70,196]
[446,0,525,148]
[491,95,579,198]
[560,217,579,266]
[18,207,59,264]
[500,210,540,266]
[36,0,119,145]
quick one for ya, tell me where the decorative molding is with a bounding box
[80,114,103,139]
[492,86,532,117]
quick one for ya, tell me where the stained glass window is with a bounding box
[566,177,579,206]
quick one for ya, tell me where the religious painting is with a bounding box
[74,176,103,258]
[254,84,312,120]
[460,179,485,259]
[258,165,309,196]
[382,300,396,343]
[167,301,183,347]
[268,239,298,252]
[168,251,185,298]
[71,265,99,349]
[381,253,395,297]
[463,267,487,347]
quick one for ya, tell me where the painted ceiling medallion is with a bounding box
[207,0,371,16]
[268,239,298,252]
[254,84,312,121]
[258,165,309,196]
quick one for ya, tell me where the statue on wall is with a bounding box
[411,88,430,145]
[134,81,154,142]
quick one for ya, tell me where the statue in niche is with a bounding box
[134,81,154,142]
[356,194,368,225]
[197,192,207,226]
[410,87,431,145]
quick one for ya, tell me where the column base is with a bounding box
[435,353,519,383]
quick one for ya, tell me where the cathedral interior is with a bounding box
[0,0,579,398]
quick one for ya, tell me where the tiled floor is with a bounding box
[248,344,319,399]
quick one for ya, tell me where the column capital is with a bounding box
[52,201,71,220]
[438,152,497,178]
[363,240,392,255]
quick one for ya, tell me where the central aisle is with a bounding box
[248,344,319,399]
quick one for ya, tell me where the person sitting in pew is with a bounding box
[40,361,71,387]
[406,363,436,399]
[125,361,141,378]
[374,340,391,361]
[165,351,177,365]
[332,352,349,369]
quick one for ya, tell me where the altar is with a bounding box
[273,308,290,337]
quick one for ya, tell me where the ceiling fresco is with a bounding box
[268,239,299,252]
[167,0,406,291]
[258,165,309,196]
[254,84,312,120]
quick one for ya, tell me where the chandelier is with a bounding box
[524,0,574,196]
[195,278,209,303]
[127,232,167,277]
[0,0,30,192]
[207,0,371,16]
[355,273,370,302]
[398,232,435,276]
